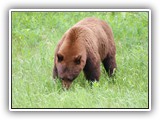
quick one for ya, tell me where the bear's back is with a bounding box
[74,17,115,60]
[60,17,115,61]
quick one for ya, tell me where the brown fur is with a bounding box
[53,17,117,89]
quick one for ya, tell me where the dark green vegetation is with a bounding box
[12,12,149,108]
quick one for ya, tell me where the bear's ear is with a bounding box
[57,53,63,62]
[74,55,81,65]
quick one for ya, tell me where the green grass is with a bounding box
[11,11,149,108]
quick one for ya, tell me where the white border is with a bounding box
[9,9,12,111]
[149,9,151,111]
[9,9,150,12]
[9,9,151,111]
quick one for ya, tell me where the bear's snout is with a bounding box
[62,79,72,90]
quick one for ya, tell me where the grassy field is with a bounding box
[11,11,149,109]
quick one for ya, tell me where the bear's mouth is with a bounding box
[62,79,73,90]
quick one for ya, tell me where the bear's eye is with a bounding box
[75,59,81,65]
[74,55,81,65]
[57,54,63,62]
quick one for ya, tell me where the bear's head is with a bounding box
[56,43,86,90]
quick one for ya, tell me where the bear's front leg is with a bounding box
[83,57,100,82]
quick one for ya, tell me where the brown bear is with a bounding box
[53,17,117,90]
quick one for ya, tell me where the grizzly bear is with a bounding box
[53,17,117,89]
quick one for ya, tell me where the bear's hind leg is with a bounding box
[102,55,117,77]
